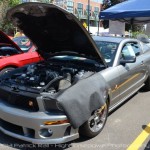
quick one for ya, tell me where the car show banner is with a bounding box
[109,20,125,35]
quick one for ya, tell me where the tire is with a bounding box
[0,67,15,76]
[79,103,108,138]
[144,76,150,91]
[144,66,150,91]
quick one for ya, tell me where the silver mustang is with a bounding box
[0,2,150,144]
[93,36,150,110]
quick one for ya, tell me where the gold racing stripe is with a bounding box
[112,73,140,93]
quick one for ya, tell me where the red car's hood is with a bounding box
[7,2,107,66]
[0,30,23,53]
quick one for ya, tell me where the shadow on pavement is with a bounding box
[144,141,150,150]
[142,125,150,134]
[73,135,90,143]
[109,92,138,115]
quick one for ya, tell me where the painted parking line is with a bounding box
[127,123,150,150]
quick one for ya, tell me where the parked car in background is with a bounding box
[8,36,13,40]
[0,2,150,145]
[13,36,33,52]
[136,34,150,47]
[0,31,41,75]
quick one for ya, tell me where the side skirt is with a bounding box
[109,83,145,112]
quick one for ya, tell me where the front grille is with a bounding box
[0,119,35,138]
[0,88,39,112]
[0,118,24,135]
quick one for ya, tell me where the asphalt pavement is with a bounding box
[0,90,150,150]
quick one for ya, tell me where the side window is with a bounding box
[0,46,20,56]
[121,43,135,60]
[131,43,141,56]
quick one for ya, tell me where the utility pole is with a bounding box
[87,0,90,32]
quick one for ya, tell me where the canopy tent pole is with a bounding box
[87,0,90,32]
[129,18,134,37]
[97,20,100,35]
[130,18,134,31]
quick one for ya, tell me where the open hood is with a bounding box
[0,30,22,52]
[7,2,106,66]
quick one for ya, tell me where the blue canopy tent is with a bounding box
[99,0,150,24]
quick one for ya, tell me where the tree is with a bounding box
[0,0,20,34]
[102,0,126,9]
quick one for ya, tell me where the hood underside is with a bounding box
[7,2,106,66]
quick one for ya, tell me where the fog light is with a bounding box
[39,128,53,137]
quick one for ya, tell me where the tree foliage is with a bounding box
[102,0,126,9]
[0,0,53,34]
[0,0,20,6]
[0,0,20,34]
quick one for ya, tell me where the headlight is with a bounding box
[43,98,63,112]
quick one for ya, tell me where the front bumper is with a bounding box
[0,100,79,144]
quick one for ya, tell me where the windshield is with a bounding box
[95,41,118,66]
[13,36,32,52]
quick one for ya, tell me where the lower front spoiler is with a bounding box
[0,101,79,144]
[0,127,79,144]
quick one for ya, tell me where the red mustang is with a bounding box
[0,31,41,75]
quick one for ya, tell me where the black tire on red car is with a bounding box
[0,67,15,76]
[79,103,108,138]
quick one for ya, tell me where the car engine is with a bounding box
[5,59,97,94]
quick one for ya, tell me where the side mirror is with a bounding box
[120,56,136,64]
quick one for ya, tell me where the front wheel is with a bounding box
[0,67,15,76]
[143,66,150,91]
[79,103,108,138]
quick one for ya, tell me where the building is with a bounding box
[21,0,103,27]
[55,0,103,27]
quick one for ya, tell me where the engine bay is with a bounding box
[2,58,103,94]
